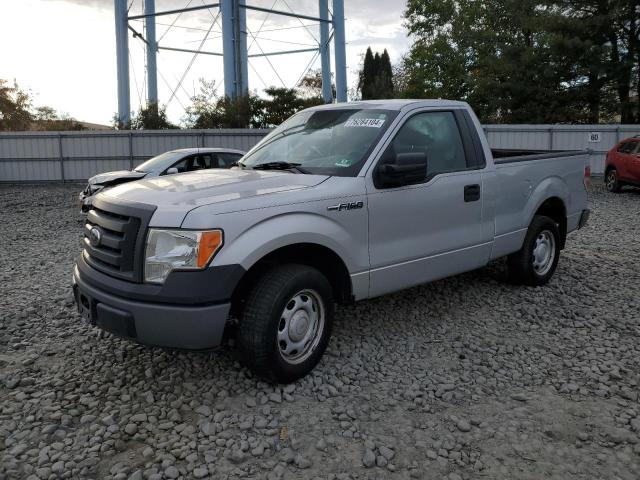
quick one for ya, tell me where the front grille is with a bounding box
[84,206,141,280]
[82,197,156,283]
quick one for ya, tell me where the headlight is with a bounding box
[144,229,223,283]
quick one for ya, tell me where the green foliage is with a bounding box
[0,79,33,131]
[129,103,176,130]
[401,0,640,124]
[253,87,324,127]
[184,78,324,129]
[297,69,335,100]
[0,79,85,131]
[359,47,395,100]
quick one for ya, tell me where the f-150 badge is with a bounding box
[327,201,364,212]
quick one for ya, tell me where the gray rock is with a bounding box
[124,423,138,435]
[164,466,179,479]
[363,449,376,468]
[193,467,208,478]
[456,419,471,432]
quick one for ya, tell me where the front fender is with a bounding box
[224,212,363,269]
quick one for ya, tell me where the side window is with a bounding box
[632,142,640,154]
[166,156,189,174]
[618,142,634,154]
[188,154,212,171]
[217,152,243,168]
[380,111,468,177]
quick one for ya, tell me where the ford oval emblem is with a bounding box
[89,227,102,247]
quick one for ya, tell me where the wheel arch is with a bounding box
[230,242,354,317]
[532,196,567,249]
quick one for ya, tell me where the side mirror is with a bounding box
[376,152,428,188]
[165,167,179,175]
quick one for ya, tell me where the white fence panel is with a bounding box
[2,125,640,181]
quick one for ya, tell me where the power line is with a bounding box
[294,51,320,88]
[168,15,218,106]
[247,0,278,52]
[158,69,187,111]
[259,23,319,33]
[157,0,195,43]
[251,35,318,48]
[131,18,221,34]
[246,26,287,88]
[281,0,319,43]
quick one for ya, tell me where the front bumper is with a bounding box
[72,259,236,350]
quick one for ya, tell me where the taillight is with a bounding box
[583,165,591,189]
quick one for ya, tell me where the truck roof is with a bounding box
[309,99,469,112]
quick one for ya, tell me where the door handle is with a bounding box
[464,184,481,202]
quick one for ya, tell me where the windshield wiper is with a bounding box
[250,162,309,174]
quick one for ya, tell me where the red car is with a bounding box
[605,136,640,192]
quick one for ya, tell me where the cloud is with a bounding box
[5,0,410,123]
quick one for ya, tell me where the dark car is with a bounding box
[79,147,245,212]
[605,136,640,192]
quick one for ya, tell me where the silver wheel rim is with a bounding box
[532,230,556,276]
[606,172,616,190]
[277,289,325,365]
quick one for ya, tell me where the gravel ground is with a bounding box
[0,182,639,480]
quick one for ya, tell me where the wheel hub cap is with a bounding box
[289,311,310,342]
[532,230,555,276]
[277,290,325,365]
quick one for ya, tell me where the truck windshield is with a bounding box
[134,151,183,173]
[240,108,398,176]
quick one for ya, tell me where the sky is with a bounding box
[0,0,410,125]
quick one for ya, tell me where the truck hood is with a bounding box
[100,169,329,226]
[89,170,147,186]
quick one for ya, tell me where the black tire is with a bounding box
[508,215,561,287]
[605,168,621,193]
[238,264,334,383]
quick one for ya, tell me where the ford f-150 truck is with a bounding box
[73,100,590,383]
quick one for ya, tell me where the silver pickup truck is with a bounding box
[73,100,590,383]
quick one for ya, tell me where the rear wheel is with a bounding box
[605,168,621,193]
[238,264,333,383]
[508,215,560,286]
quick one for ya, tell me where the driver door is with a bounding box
[366,109,490,297]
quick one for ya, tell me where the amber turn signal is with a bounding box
[197,230,224,268]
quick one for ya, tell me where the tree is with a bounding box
[358,47,395,99]
[0,79,33,131]
[130,103,176,130]
[544,0,640,123]
[402,0,640,124]
[253,87,323,127]
[297,69,335,100]
[184,78,323,129]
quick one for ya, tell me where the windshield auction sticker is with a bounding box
[344,118,385,128]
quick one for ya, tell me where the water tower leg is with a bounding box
[221,0,237,98]
[319,0,332,103]
[115,0,131,124]
[145,0,158,105]
[332,0,347,102]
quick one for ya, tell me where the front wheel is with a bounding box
[605,168,621,193]
[238,264,334,383]
[508,215,561,286]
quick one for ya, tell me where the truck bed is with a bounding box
[492,149,588,164]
